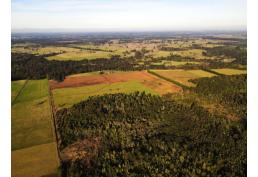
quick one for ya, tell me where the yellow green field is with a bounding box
[12,46,79,55]
[47,50,113,60]
[11,80,26,102]
[12,45,123,61]
[165,38,224,48]
[53,80,157,108]
[12,79,59,177]
[12,142,59,177]
[152,51,172,58]
[172,49,215,60]
[150,69,216,87]
[211,68,247,75]
[152,60,200,66]
[12,38,227,61]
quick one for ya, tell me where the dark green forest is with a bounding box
[191,74,247,119]
[56,75,246,177]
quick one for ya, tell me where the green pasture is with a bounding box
[150,69,216,87]
[12,79,53,150]
[11,80,26,102]
[12,79,59,177]
[12,142,59,177]
[53,80,156,109]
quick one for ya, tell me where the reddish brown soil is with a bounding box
[50,75,109,89]
[50,71,182,94]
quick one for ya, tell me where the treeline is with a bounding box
[203,46,247,65]
[56,92,246,177]
[11,53,200,81]
[11,53,146,81]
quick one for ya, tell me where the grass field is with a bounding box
[12,142,59,177]
[51,71,181,108]
[151,48,215,60]
[72,44,134,57]
[150,69,216,87]
[14,79,49,104]
[53,80,156,108]
[11,80,26,102]
[172,49,214,60]
[152,60,200,66]
[12,39,226,61]
[12,97,54,150]
[47,50,113,61]
[152,51,172,58]
[211,68,247,75]
[12,46,79,55]
[12,79,59,177]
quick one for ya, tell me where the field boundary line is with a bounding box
[47,78,62,164]
[147,70,188,90]
[12,141,57,152]
[11,79,29,106]
[201,68,224,76]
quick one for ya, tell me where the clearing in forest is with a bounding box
[50,71,181,94]
[50,71,182,108]
[150,69,216,87]
[211,68,247,75]
[11,79,59,177]
[53,81,156,108]
[47,50,113,61]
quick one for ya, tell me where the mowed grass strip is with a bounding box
[12,142,60,177]
[150,69,216,87]
[11,80,26,102]
[53,81,156,109]
[211,68,247,75]
[12,80,53,150]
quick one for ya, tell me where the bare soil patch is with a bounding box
[50,71,182,94]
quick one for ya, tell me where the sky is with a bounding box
[12,0,247,32]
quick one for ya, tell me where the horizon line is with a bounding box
[12,28,247,34]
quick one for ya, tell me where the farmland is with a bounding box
[11,32,247,177]
[12,36,244,64]
[52,81,155,108]
[12,142,59,177]
[47,50,114,61]
[51,71,181,108]
[151,60,200,66]
[211,68,247,75]
[11,79,59,177]
[11,80,26,102]
[149,69,216,87]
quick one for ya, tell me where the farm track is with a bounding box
[47,79,62,164]
[11,80,28,106]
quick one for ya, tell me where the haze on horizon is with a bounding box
[12,0,246,32]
